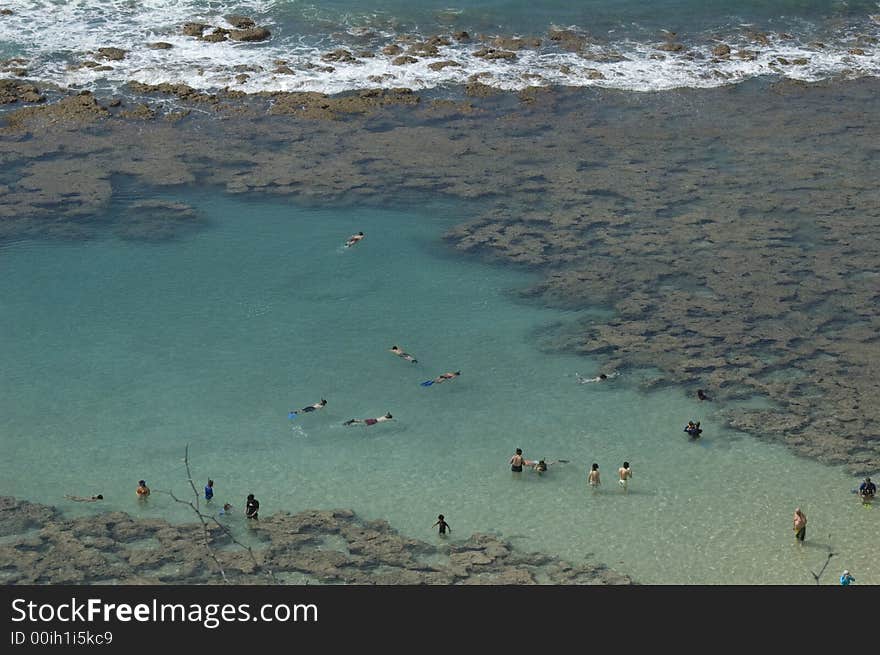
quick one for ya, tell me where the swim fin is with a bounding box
[288,412,297,419]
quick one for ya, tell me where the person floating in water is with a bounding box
[858,477,876,504]
[793,507,807,543]
[136,480,150,499]
[246,494,260,520]
[204,479,214,502]
[576,371,618,384]
[697,389,710,401]
[532,459,569,474]
[65,494,104,502]
[432,514,452,536]
[289,399,327,419]
[343,412,393,426]
[587,463,601,489]
[684,421,703,438]
[618,461,633,493]
[345,231,364,247]
[390,345,418,363]
[422,371,460,386]
[840,570,855,586]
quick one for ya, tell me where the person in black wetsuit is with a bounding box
[245,494,260,520]
[432,514,452,536]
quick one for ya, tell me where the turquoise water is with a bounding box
[0,191,876,584]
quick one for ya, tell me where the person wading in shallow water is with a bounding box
[246,494,260,520]
[509,448,533,474]
[432,514,451,536]
[793,507,807,543]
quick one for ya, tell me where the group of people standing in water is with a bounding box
[508,449,633,492]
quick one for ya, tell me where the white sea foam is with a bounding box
[1,1,878,95]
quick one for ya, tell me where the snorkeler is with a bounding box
[65,494,104,502]
[343,412,393,426]
[576,371,618,384]
[421,371,460,386]
[289,399,328,419]
[345,232,365,247]
[390,345,418,363]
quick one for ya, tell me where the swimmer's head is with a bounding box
[320,399,327,405]
[95,494,103,499]
[138,480,146,486]
[208,479,213,486]
[592,463,599,470]
[385,413,393,419]
[247,494,254,501]
[623,461,630,468]
[599,374,607,379]
[455,371,461,376]
[438,514,444,520]
[516,448,522,455]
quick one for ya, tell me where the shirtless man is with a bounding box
[793,508,807,543]
[618,461,633,493]
[289,399,327,419]
[345,231,365,247]
[509,448,532,474]
[587,463,601,489]
[390,346,418,363]
[343,412,393,426]
[136,480,150,499]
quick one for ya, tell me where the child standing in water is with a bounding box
[432,514,451,536]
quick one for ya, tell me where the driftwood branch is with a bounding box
[159,444,276,584]
[809,538,835,585]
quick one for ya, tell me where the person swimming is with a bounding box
[65,494,104,502]
[289,399,327,419]
[576,371,618,384]
[136,480,150,498]
[345,231,364,247]
[422,371,460,386]
[390,346,418,363]
[343,412,393,426]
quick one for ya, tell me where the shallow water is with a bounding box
[0,190,876,585]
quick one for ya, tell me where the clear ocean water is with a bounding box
[0,191,876,585]
[0,0,878,94]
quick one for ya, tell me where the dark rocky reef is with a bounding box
[0,497,631,585]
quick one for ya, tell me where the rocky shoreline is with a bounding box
[0,497,631,585]
[1,72,878,477]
